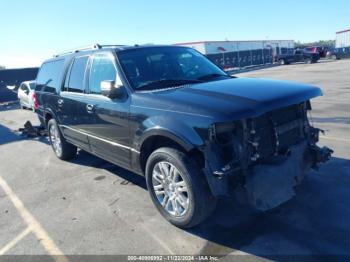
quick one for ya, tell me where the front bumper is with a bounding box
[245,142,332,211]
[204,141,333,211]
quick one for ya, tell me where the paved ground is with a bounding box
[0,59,349,260]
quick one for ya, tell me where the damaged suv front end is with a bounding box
[204,101,333,211]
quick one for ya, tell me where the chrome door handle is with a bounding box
[57,99,64,106]
[86,104,95,113]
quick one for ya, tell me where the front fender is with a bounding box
[135,116,205,152]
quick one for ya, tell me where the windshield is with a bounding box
[117,46,229,90]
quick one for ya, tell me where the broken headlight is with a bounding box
[209,122,236,143]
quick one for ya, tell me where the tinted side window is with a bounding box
[89,54,116,94]
[66,56,89,93]
[36,60,65,93]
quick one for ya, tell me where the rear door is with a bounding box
[83,52,131,168]
[58,55,91,151]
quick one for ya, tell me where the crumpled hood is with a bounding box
[133,78,322,121]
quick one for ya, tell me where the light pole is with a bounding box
[217,46,226,69]
[237,42,241,68]
[250,43,253,66]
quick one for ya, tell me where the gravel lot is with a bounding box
[0,59,349,260]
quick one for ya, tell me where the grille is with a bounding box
[251,104,305,159]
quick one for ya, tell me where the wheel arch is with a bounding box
[43,108,58,127]
[138,128,205,173]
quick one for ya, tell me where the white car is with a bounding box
[17,81,36,110]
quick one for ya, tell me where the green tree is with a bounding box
[295,40,335,48]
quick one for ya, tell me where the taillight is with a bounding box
[32,93,39,110]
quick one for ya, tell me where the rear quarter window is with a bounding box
[36,59,65,93]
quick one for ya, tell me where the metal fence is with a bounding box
[0,68,39,103]
[207,48,293,69]
[336,46,350,59]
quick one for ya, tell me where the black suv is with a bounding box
[35,44,332,228]
[276,49,320,65]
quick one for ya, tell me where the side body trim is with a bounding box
[59,125,140,154]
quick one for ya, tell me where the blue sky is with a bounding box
[1,0,349,68]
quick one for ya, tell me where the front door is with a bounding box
[84,52,131,168]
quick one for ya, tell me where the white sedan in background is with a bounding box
[17,81,36,110]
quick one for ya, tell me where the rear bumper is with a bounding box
[36,110,46,127]
[34,106,46,127]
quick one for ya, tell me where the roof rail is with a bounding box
[98,44,126,48]
[53,44,100,57]
[53,44,126,57]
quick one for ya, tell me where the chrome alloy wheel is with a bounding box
[152,161,189,217]
[50,124,62,157]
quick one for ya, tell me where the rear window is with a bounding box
[36,59,65,93]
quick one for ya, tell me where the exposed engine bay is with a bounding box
[203,101,333,211]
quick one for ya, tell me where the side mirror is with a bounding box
[101,80,124,99]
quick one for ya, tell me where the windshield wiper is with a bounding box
[136,79,203,91]
[197,73,231,81]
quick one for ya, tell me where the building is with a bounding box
[174,40,294,68]
[336,29,350,48]
[335,29,350,59]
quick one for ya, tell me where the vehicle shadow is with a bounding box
[0,123,49,146]
[0,101,20,112]
[71,150,147,190]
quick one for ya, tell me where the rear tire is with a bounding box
[47,119,77,160]
[145,147,217,228]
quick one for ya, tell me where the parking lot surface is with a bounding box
[0,59,349,260]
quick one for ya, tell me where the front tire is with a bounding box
[145,147,216,228]
[47,119,77,160]
[279,59,286,65]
